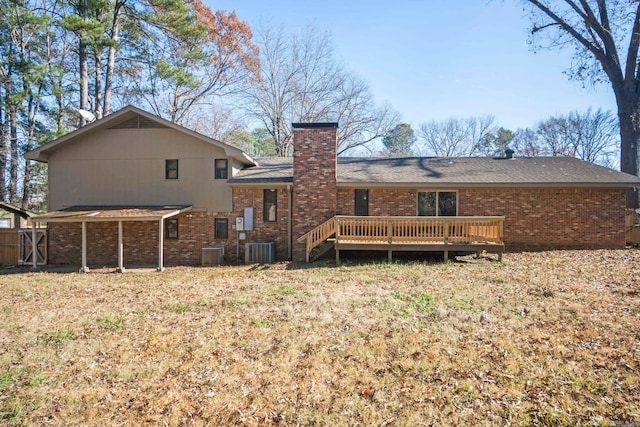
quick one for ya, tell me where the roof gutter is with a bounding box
[336,181,640,189]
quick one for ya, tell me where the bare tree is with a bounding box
[534,108,618,166]
[512,128,545,157]
[182,102,246,140]
[523,0,640,206]
[535,115,576,156]
[417,116,497,156]
[242,23,398,156]
[572,108,618,165]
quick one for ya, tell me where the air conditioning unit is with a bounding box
[202,246,224,266]
[245,242,276,263]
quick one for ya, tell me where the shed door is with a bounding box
[355,189,369,216]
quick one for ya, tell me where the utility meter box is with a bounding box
[235,217,244,231]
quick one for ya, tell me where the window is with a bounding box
[215,159,228,179]
[165,159,178,179]
[0,218,10,228]
[263,189,277,222]
[215,218,228,239]
[355,189,369,216]
[165,218,178,239]
[418,191,457,216]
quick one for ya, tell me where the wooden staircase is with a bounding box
[297,217,337,262]
[308,238,335,261]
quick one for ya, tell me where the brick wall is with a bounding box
[47,185,627,267]
[458,187,627,250]
[232,186,290,261]
[292,123,338,260]
[336,186,627,250]
[47,211,239,267]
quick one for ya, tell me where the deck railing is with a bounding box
[298,215,504,261]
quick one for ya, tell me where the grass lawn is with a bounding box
[0,250,638,426]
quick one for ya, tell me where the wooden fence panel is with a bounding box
[0,229,47,266]
[0,230,20,266]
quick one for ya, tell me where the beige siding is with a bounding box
[48,128,233,211]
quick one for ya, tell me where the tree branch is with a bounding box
[625,2,640,81]
[527,0,605,61]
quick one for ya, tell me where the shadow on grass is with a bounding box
[284,250,498,270]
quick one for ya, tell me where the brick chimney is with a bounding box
[291,122,339,261]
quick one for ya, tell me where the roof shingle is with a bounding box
[229,156,640,188]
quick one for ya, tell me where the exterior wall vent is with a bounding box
[245,242,276,263]
[202,246,224,266]
[110,115,169,129]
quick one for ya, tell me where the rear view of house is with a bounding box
[25,106,640,270]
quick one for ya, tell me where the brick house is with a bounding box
[25,106,640,270]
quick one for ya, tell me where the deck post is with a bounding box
[80,221,89,273]
[157,219,164,272]
[116,220,124,273]
[388,249,392,262]
[335,248,340,266]
[443,219,449,262]
[31,222,37,270]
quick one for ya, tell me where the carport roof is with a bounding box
[31,205,192,222]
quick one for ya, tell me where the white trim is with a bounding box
[158,219,164,272]
[117,221,124,273]
[80,221,89,272]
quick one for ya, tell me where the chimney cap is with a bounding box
[292,122,338,129]
[505,148,515,159]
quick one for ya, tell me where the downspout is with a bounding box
[287,184,292,260]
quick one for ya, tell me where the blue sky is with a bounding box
[206,0,616,131]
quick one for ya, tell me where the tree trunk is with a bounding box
[617,91,640,208]
[8,107,18,204]
[94,52,103,120]
[0,97,7,202]
[79,38,89,126]
[22,90,42,209]
[103,2,122,116]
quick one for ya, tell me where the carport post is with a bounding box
[157,219,164,272]
[31,222,37,270]
[116,221,124,273]
[80,221,89,272]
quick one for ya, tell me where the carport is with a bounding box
[30,205,192,272]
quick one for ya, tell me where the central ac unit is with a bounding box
[245,242,275,263]
[202,246,224,266]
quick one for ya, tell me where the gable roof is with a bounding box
[228,156,640,188]
[24,105,255,165]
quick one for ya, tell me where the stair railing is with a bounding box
[296,217,337,262]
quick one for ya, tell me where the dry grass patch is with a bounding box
[0,250,639,425]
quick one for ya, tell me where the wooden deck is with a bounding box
[298,216,505,264]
